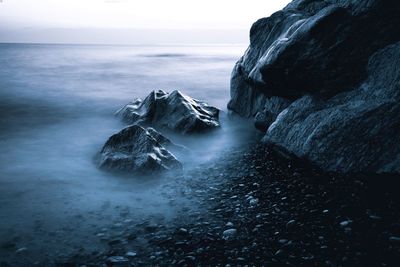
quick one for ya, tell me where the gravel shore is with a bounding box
[51,144,400,266]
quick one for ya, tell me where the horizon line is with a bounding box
[0,41,249,46]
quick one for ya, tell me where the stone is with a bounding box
[222,229,237,240]
[225,222,234,227]
[99,125,182,173]
[229,0,400,115]
[263,43,400,173]
[125,251,137,257]
[339,220,352,227]
[254,97,291,132]
[116,90,220,134]
[106,256,129,267]
[286,220,296,229]
[15,247,27,253]
[228,0,400,174]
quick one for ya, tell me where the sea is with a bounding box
[0,43,255,261]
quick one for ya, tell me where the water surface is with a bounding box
[0,43,253,261]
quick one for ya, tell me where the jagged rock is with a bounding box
[228,0,400,174]
[254,97,291,132]
[263,43,400,173]
[116,90,220,134]
[99,125,182,173]
[228,0,400,117]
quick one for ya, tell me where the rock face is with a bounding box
[99,125,182,173]
[228,0,400,173]
[117,90,220,134]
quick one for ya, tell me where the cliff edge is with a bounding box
[228,0,400,173]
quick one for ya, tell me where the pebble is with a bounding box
[106,256,129,266]
[369,215,382,220]
[125,251,137,257]
[286,220,296,229]
[339,220,352,227]
[274,249,285,256]
[16,247,27,253]
[178,228,188,234]
[225,222,234,227]
[222,229,237,240]
[45,144,400,266]
[249,198,259,206]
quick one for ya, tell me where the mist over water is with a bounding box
[0,43,255,260]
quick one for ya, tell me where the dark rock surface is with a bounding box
[254,96,291,132]
[228,0,400,173]
[116,90,220,134]
[264,41,400,174]
[99,125,182,173]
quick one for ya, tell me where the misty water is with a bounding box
[0,43,255,260]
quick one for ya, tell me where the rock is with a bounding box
[254,97,291,132]
[99,125,182,173]
[116,90,220,134]
[125,251,137,258]
[106,256,129,267]
[229,0,400,115]
[15,247,27,253]
[339,220,352,227]
[248,197,259,206]
[228,0,400,174]
[225,222,234,227]
[263,43,400,173]
[126,233,137,240]
[286,220,296,229]
[222,229,237,240]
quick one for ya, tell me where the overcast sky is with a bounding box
[0,0,291,44]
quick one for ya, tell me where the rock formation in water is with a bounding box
[117,90,220,134]
[228,0,400,173]
[99,125,182,173]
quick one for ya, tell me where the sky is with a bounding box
[0,0,291,44]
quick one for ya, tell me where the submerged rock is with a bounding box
[116,90,220,134]
[228,0,400,174]
[99,125,182,173]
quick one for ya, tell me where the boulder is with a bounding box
[116,90,220,134]
[264,42,400,173]
[254,97,291,132]
[228,0,400,174]
[228,0,400,117]
[99,125,182,173]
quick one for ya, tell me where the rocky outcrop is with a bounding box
[117,90,220,134]
[99,125,182,173]
[254,97,291,132]
[228,0,400,173]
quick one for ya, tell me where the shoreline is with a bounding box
[53,143,400,266]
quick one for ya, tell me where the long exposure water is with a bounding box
[0,43,255,261]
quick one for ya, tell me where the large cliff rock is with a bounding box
[228,0,400,174]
